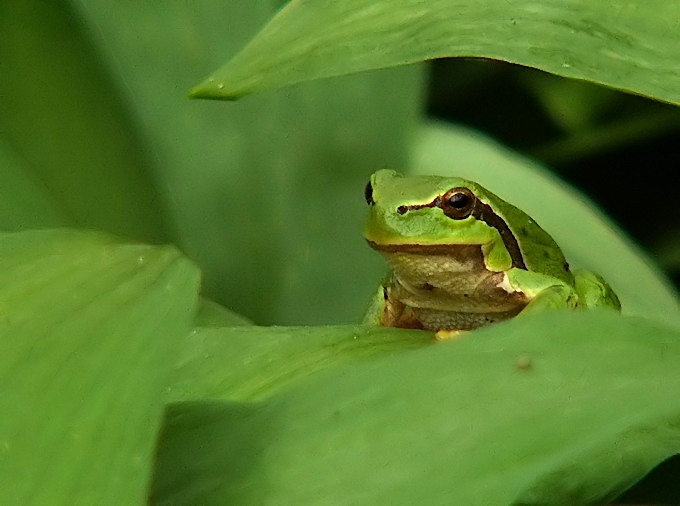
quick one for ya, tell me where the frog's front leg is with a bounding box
[507,269,578,316]
[362,284,388,325]
[520,284,578,314]
[362,280,421,329]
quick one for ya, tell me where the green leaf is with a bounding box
[0,140,69,230]
[151,312,680,505]
[192,0,680,104]
[168,324,428,402]
[73,0,423,325]
[0,229,200,505]
[194,297,254,328]
[410,121,680,325]
[0,0,169,240]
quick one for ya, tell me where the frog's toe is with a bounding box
[434,329,467,341]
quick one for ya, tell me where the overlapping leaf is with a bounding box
[192,0,680,104]
[0,229,200,504]
[152,312,680,505]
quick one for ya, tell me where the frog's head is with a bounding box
[363,169,525,270]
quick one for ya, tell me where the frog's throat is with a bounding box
[395,196,526,270]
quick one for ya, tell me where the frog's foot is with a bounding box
[520,284,577,315]
[572,269,621,310]
[434,329,467,341]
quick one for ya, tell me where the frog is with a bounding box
[363,169,620,338]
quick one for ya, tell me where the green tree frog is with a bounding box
[363,170,620,336]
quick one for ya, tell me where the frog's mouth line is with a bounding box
[366,240,484,256]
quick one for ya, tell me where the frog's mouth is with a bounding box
[366,239,483,256]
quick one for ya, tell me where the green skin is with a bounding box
[363,170,620,332]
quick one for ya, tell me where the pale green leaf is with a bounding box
[192,0,680,104]
[168,324,428,402]
[152,312,680,505]
[0,229,200,505]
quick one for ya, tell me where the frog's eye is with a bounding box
[441,187,476,219]
[365,181,375,205]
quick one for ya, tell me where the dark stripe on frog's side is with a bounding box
[396,196,527,270]
[471,199,526,270]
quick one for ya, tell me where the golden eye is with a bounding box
[441,187,476,219]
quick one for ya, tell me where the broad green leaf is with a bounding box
[192,0,680,104]
[0,229,200,505]
[0,0,169,241]
[169,325,429,402]
[151,312,680,505]
[74,0,423,325]
[410,121,680,324]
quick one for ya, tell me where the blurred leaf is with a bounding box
[410,121,680,325]
[192,0,680,105]
[652,230,680,273]
[0,229,200,504]
[75,0,424,325]
[151,312,680,505]
[521,73,622,132]
[531,109,680,164]
[0,0,169,240]
[0,140,69,230]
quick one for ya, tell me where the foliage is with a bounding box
[1,0,679,504]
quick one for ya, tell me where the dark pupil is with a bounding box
[449,193,471,209]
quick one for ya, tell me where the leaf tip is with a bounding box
[189,77,245,101]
